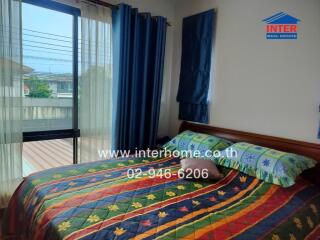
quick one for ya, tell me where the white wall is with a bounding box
[168,0,320,143]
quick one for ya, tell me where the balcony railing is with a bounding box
[23,97,73,132]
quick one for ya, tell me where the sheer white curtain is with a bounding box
[79,2,113,162]
[0,0,23,208]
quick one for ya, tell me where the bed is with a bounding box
[2,122,320,240]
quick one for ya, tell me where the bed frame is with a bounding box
[179,121,320,186]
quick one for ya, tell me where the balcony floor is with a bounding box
[23,139,73,176]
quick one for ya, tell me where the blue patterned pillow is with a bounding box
[163,130,232,157]
[213,142,317,187]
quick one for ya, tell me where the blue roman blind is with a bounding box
[176,10,215,124]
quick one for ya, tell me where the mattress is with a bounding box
[2,155,320,240]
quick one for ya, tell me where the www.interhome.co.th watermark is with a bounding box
[97,148,238,160]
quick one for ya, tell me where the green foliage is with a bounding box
[25,76,52,98]
[29,82,52,98]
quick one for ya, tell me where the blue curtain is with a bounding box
[176,10,215,124]
[112,4,167,151]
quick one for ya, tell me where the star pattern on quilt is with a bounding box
[179,206,189,212]
[310,204,317,214]
[141,219,152,227]
[107,204,119,211]
[307,216,314,229]
[114,227,126,236]
[272,234,281,240]
[209,196,217,202]
[147,194,156,200]
[194,183,203,188]
[240,176,247,183]
[293,217,303,229]
[68,181,76,186]
[158,211,168,218]
[58,221,71,232]
[289,233,297,240]
[132,202,143,209]
[87,215,100,223]
[218,191,226,196]
[192,200,200,206]
[166,191,176,197]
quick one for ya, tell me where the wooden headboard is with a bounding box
[179,121,320,185]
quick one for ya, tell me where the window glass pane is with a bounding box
[78,16,81,73]
[22,3,73,132]
[23,139,73,176]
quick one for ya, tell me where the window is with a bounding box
[22,0,80,174]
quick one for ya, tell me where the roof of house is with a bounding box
[263,12,301,24]
[0,58,34,74]
[24,72,73,82]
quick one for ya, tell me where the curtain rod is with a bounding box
[86,0,118,9]
[85,0,172,26]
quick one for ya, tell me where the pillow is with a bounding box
[180,158,224,180]
[213,142,317,187]
[163,130,232,157]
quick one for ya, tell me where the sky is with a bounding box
[22,3,76,74]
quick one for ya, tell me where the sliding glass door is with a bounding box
[22,0,80,175]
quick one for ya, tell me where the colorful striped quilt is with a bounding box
[2,155,320,240]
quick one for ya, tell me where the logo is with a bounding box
[263,12,300,40]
